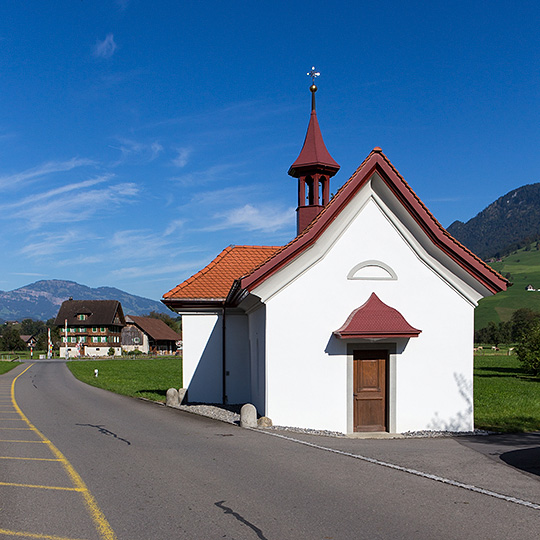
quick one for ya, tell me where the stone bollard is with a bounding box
[178,388,187,405]
[166,388,180,407]
[257,416,272,428]
[240,403,257,428]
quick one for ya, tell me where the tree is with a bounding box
[511,308,540,342]
[20,318,46,336]
[516,323,540,375]
[0,327,27,351]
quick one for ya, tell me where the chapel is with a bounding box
[162,77,506,433]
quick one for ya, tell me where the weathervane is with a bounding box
[307,67,320,110]
[307,66,320,84]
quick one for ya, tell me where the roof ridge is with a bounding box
[375,149,505,284]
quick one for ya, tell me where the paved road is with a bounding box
[1,361,539,540]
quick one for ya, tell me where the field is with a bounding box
[475,246,540,330]
[474,352,540,432]
[0,361,21,375]
[67,356,182,403]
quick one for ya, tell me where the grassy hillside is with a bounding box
[475,245,540,330]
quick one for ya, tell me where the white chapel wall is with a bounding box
[182,313,222,402]
[224,312,251,404]
[259,190,475,433]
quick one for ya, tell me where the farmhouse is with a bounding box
[55,299,125,357]
[122,315,182,355]
[163,83,507,434]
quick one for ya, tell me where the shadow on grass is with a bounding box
[475,417,540,433]
[135,389,168,397]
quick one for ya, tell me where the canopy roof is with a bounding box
[333,293,421,339]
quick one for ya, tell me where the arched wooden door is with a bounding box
[353,350,388,432]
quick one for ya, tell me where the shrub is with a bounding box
[516,323,540,375]
[108,347,115,357]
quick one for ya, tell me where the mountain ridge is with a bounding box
[0,279,170,322]
[447,183,540,259]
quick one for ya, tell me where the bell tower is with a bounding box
[288,68,340,234]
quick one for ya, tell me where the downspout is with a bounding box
[222,306,227,404]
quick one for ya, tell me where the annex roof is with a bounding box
[162,245,281,304]
[125,315,181,341]
[54,299,125,327]
[333,293,421,339]
[239,148,508,296]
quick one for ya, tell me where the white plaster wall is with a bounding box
[259,195,475,433]
[225,313,251,404]
[247,305,266,415]
[182,313,222,402]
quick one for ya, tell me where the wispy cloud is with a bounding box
[109,260,208,279]
[3,176,110,210]
[109,137,163,164]
[171,147,192,168]
[171,163,247,187]
[0,158,94,189]
[93,34,117,59]
[19,231,81,257]
[2,177,139,229]
[115,0,130,10]
[164,219,186,236]
[206,203,295,233]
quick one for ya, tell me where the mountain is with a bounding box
[447,183,540,259]
[0,280,171,322]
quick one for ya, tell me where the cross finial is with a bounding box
[307,66,320,84]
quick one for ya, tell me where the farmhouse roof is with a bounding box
[125,315,181,341]
[162,245,281,304]
[238,148,508,296]
[54,299,126,327]
[333,293,421,339]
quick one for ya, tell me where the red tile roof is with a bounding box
[333,293,421,339]
[163,245,281,301]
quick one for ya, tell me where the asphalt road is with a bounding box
[1,361,539,540]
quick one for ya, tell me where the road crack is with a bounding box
[215,500,268,540]
[76,423,131,445]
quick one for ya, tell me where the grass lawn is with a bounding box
[0,361,21,375]
[474,353,540,432]
[67,356,182,403]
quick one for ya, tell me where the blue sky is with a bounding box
[1,1,540,301]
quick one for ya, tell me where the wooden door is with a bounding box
[353,350,387,432]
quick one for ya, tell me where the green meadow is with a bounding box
[67,356,182,403]
[475,246,540,330]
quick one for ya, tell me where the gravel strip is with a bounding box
[173,403,493,438]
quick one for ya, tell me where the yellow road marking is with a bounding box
[0,528,88,540]
[0,481,81,491]
[11,365,118,540]
[0,456,62,461]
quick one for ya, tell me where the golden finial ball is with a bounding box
[310,84,318,93]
